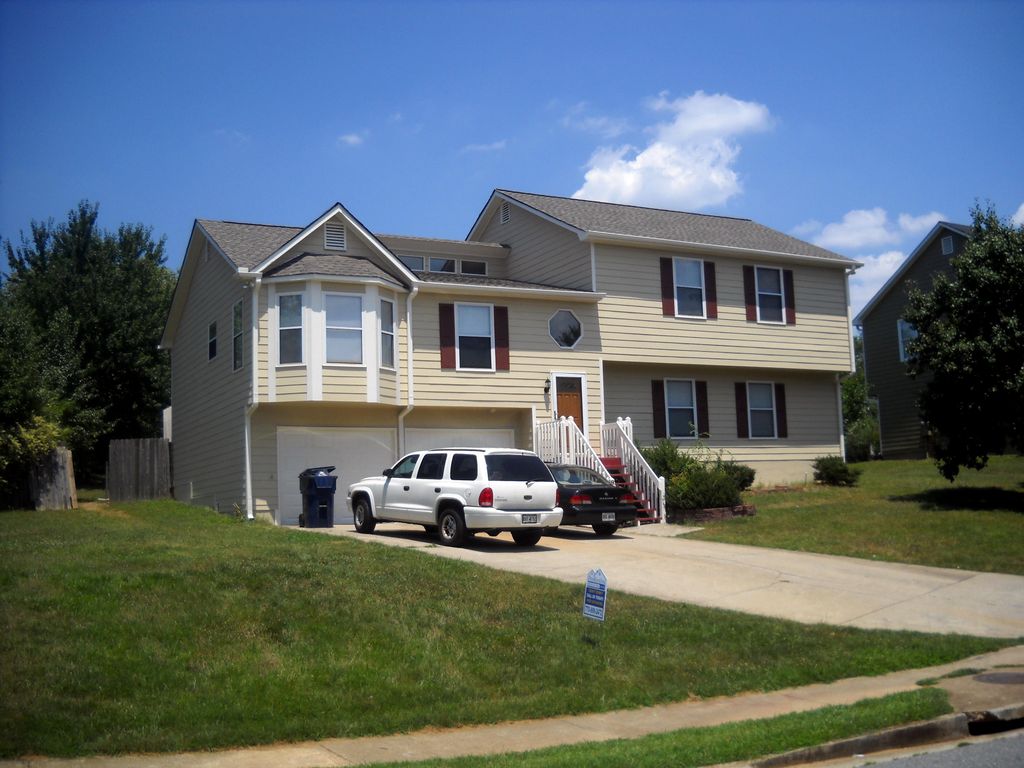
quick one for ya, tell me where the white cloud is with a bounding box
[808,208,945,250]
[561,102,630,138]
[572,90,773,210]
[460,140,507,153]
[1012,202,1024,226]
[849,250,907,317]
[337,132,366,147]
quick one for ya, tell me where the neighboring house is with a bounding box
[853,222,971,459]
[160,190,859,524]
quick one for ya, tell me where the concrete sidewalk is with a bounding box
[6,646,1023,768]
[317,523,1024,638]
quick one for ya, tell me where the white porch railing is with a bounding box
[601,417,666,522]
[534,417,615,483]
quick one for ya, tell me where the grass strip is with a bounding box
[0,502,1008,757]
[385,688,953,768]
[687,455,1024,574]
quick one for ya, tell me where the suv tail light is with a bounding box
[479,487,494,507]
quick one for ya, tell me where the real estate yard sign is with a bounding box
[583,568,607,622]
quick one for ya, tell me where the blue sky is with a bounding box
[2,0,1021,315]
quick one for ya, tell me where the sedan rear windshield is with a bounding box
[485,454,552,483]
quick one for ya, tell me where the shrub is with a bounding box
[667,463,742,511]
[718,460,756,492]
[640,438,695,479]
[845,416,879,462]
[812,455,862,486]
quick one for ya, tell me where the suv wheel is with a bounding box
[511,529,543,547]
[592,522,618,537]
[438,508,467,547]
[352,497,376,534]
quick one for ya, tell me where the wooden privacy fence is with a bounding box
[108,438,171,501]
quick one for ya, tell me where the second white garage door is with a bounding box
[404,428,516,453]
[276,427,396,526]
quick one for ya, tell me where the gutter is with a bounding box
[398,285,419,455]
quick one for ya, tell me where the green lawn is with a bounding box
[686,455,1024,575]
[0,501,1011,757]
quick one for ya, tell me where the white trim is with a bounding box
[454,302,496,372]
[550,371,589,437]
[244,405,255,520]
[267,284,277,402]
[249,276,261,405]
[590,242,598,292]
[598,358,606,437]
[415,280,603,302]
[379,296,397,373]
[262,274,404,291]
[664,378,699,439]
[754,265,786,325]
[672,256,707,319]
[307,283,323,399]
[583,229,862,268]
[845,270,856,373]
[363,285,379,402]
[746,381,778,440]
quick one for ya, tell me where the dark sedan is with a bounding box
[547,464,638,536]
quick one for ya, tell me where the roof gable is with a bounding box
[853,221,970,326]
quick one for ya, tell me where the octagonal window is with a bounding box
[549,310,582,349]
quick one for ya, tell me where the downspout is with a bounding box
[397,285,419,455]
[244,275,261,520]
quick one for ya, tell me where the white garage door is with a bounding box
[404,428,516,453]
[276,427,396,526]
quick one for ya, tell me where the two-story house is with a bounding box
[160,190,859,524]
[853,222,971,459]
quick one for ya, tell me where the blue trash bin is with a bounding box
[298,466,337,528]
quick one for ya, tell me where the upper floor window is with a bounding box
[666,379,697,438]
[278,294,303,365]
[673,258,706,318]
[549,309,582,349]
[456,303,494,370]
[399,254,424,271]
[755,267,785,323]
[941,235,954,255]
[325,294,362,365]
[208,321,217,360]
[380,299,395,369]
[232,300,243,371]
[429,257,456,273]
[897,319,918,362]
[461,260,487,275]
[324,221,346,251]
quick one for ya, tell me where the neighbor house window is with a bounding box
[325,294,362,364]
[456,303,494,370]
[208,321,217,360]
[398,255,424,271]
[897,319,917,362]
[673,258,705,318]
[941,235,954,255]
[232,300,243,371]
[278,294,303,365]
[380,299,395,369]
[461,260,487,275]
[666,379,697,438]
[755,267,785,323]
[747,382,777,438]
[429,257,456,273]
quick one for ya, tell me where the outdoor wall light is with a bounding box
[543,378,551,394]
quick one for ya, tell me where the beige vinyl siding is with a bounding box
[477,205,592,290]
[604,362,841,484]
[379,370,398,402]
[322,368,367,398]
[595,244,852,372]
[411,295,604,448]
[170,240,250,511]
[859,232,961,458]
[257,290,270,400]
[249,403,402,516]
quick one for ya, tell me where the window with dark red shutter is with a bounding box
[494,306,510,371]
[703,263,718,319]
[652,380,666,438]
[439,304,456,370]
[660,258,675,317]
[783,270,796,325]
[743,266,757,322]
[695,380,709,437]
[735,382,749,438]
[774,383,788,437]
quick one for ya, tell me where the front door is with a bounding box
[555,375,584,427]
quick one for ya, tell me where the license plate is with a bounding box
[521,514,539,524]
[602,512,616,522]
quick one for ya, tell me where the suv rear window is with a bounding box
[484,454,552,482]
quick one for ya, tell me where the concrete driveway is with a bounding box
[316,523,1024,638]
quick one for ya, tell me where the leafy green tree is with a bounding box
[841,336,879,462]
[2,202,175,487]
[903,204,1024,480]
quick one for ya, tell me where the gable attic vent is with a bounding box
[324,221,347,251]
[500,201,510,224]
[941,235,953,255]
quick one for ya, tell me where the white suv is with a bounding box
[346,448,562,547]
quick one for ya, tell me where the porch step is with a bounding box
[601,455,658,524]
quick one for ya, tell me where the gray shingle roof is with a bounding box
[198,219,300,269]
[265,252,403,283]
[498,190,853,263]
[413,271,586,292]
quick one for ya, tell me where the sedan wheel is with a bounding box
[592,522,618,537]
